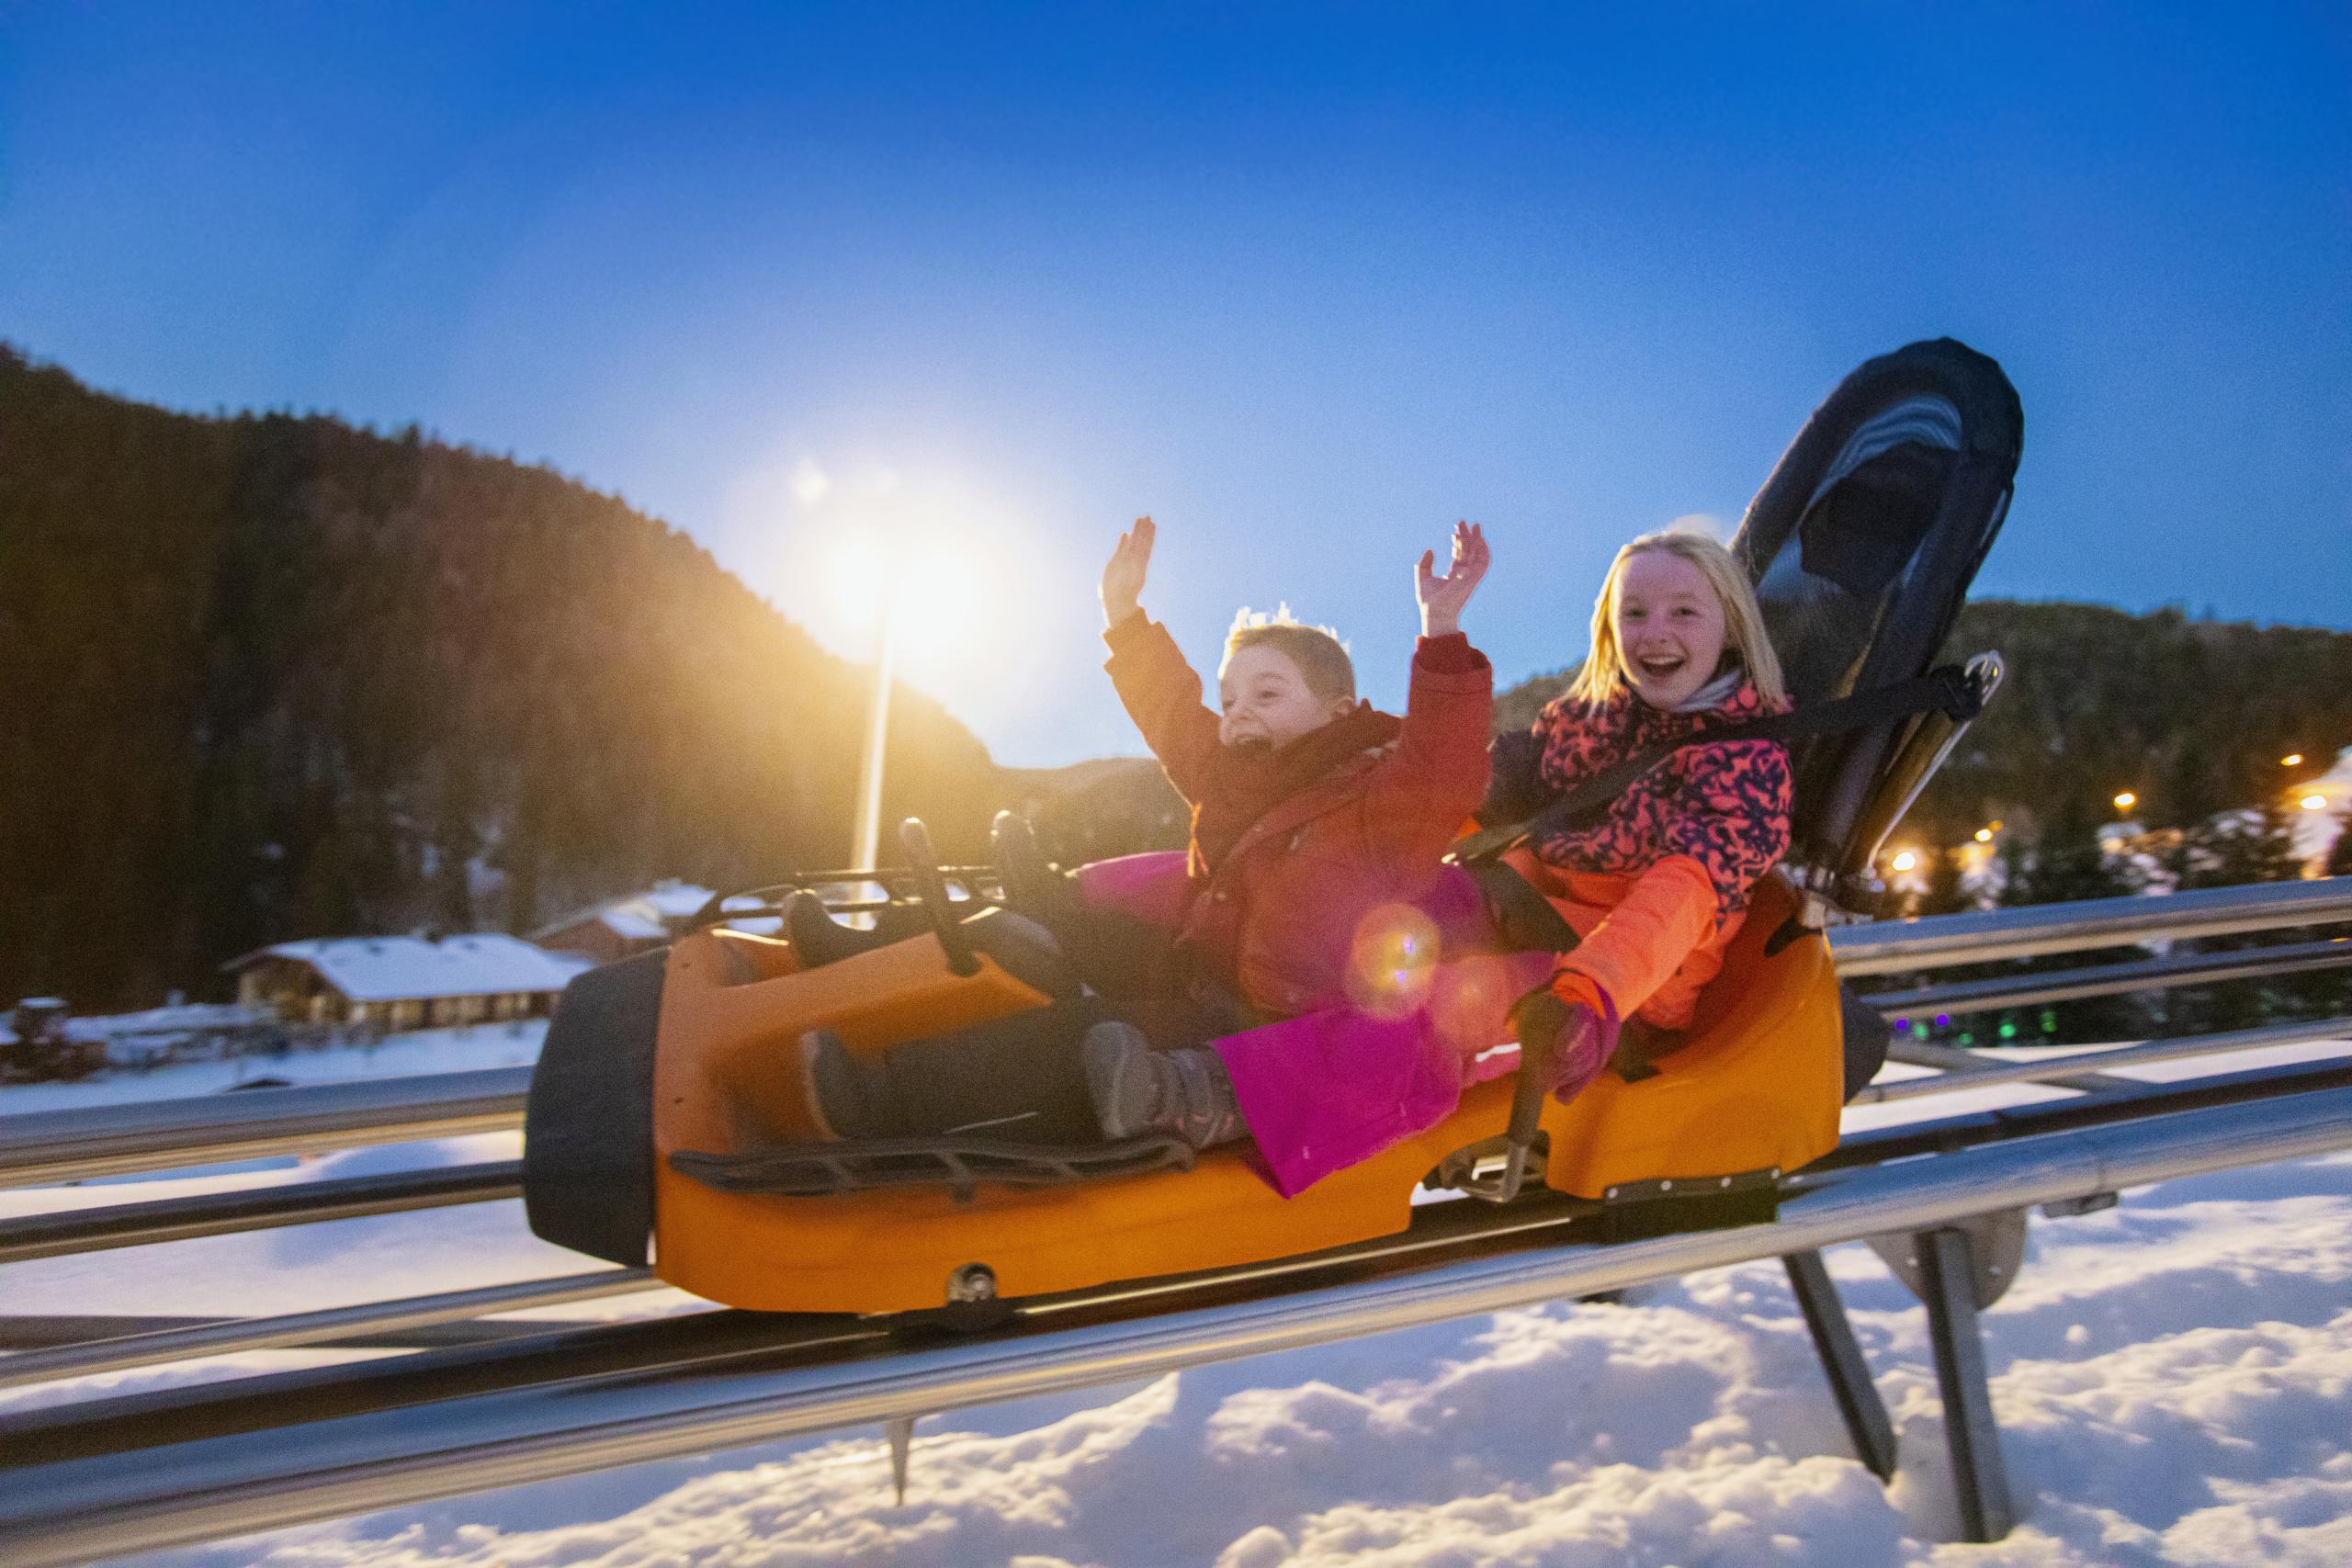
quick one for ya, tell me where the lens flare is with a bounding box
[1347,904,1441,1018]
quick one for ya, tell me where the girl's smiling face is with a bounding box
[1612,548,1728,709]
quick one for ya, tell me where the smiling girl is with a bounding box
[1488,526,1794,1107]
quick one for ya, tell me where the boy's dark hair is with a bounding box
[1220,606,1356,703]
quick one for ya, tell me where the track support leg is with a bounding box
[1781,1250,1896,1482]
[1917,1226,2015,1541]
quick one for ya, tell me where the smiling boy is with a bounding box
[804,514,1496,1151]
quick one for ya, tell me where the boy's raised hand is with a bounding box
[1102,514,1156,627]
[1415,520,1490,638]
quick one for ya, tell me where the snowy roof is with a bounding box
[642,881,718,919]
[528,881,715,943]
[227,934,593,1002]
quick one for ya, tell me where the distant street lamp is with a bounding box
[833,537,969,872]
[2112,791,2137,812]
[2301,793,2329,813]
[2282,753,2305,767]
[852,596,902,873]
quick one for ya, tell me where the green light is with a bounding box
[1912,1021,1929,1038]
[1958,1031,1976,1046]
[1999,1021,2018,1039]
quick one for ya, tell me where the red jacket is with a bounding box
[1104,615,1493,1019]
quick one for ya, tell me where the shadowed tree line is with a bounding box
[1,346,995,1008]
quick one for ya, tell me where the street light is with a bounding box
[2113,791,2137,812]
[2283,753,2305,768]
[2301,794,2329,813]
[851,603,901,874]
[833,539,971,872]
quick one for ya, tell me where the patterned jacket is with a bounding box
[1499,675,1793,1029]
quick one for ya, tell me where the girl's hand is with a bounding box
[1415,520,1489,638]
[1102,515,1156,627]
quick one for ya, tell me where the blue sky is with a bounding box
[5,3,2346,765]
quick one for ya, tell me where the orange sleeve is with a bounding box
[1550,854,1719,1018]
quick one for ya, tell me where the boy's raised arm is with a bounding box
[1100,515,1222,800]
[1375,522,1496,858]
[1413,520,1488,640]
[1101,514,1155,629]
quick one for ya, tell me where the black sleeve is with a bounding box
[1476,727,1554,828]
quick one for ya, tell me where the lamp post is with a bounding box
[850,587,901,874]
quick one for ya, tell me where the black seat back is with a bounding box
[1731,339,2023,909]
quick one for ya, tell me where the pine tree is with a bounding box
[1986,818,2150,1045]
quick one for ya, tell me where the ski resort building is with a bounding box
[528,881,716,965]
[226,934,592,1031]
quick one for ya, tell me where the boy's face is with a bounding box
[1613,549,1728,710]
[1218,644,1351,751]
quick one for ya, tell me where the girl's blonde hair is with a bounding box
[1564,528,1788,708]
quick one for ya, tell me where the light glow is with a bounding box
[1974,828,1994,843]
[2282,753,2305,767]
[2113,791,2137,811]
[1889,850,1919,874]
[830,538,888,626]
[2301,794,2328,812]
[830,538,979,650]
[1347,904,1441,1018]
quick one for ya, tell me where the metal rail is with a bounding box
[0,1269,664,1392]
[6,1083,2346,1567]
[0,1161,522,1264]
[1858,934,2352,1019]
[0,1067,530,1189]
[1852,1018,2344,1104]
[1826,875,2352,977]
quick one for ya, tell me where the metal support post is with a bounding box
[1781,1250,1896,1482]
[1916,1226,2015,1541]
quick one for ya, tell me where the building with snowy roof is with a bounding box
[528,881,716,965]
[226,933,594,1032]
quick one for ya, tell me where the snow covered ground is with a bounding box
[4,1032,2350,1566]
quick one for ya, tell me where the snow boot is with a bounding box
[1081,1022,1248,1149]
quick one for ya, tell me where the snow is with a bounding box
[229,933,590,1002]
[6,1033,2352,1566]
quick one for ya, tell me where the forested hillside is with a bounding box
[0,347,995,1008]
[1498,600,2352,846]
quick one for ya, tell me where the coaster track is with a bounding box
[1,879,2347,1564]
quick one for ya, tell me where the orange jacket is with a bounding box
[1104,615,1493,1018]
[1502,849,1729,1030]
